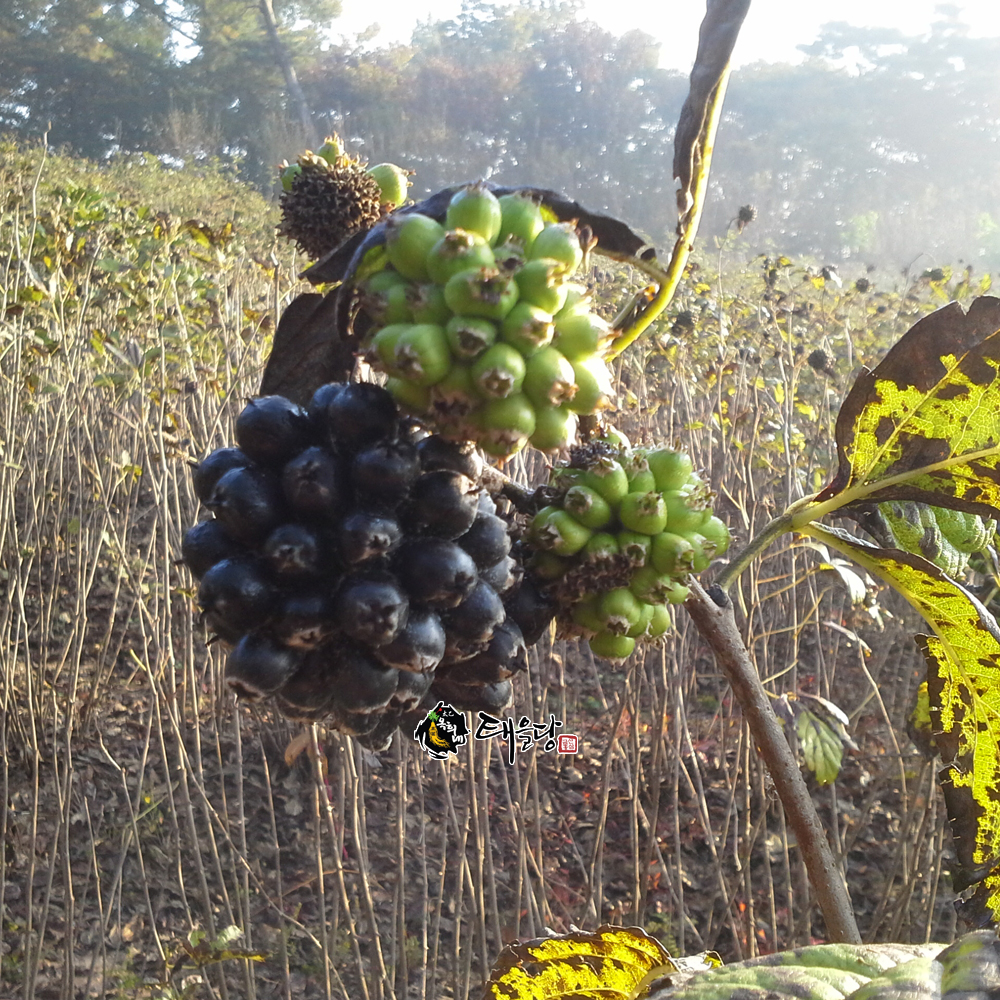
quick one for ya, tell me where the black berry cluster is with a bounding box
[183,382,554,749]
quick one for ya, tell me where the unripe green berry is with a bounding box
[596,424,631,451]
[618,530,652,567]
[563,484,612,530]
[529,406,577,452]
[557,283,592,316]
[316,134,345,163]
[478,394,536,458]
[445,316,497,359]
[619,491,668,535]
[530,505,592,556]
[471,343,526,398]
[515,258,570,315]
[624,452,656,493]
[647,603,672,638]
[598,587,642,636]
[365,268,409,294]
[523,346,577,408]
[553,309,612,361]
[572,595,605,634]
[394,323,451,386]
[497,193,545,249]
[581,458,629,506]
[386,214,445,281]
[550,466,586,491]
[531,551,568,580]
[279,162,302,191]
[428,363,481,431]
[501,301,555,356]
[699,516,731,557]
[687,533,713,572]
[568,357,615,414]
[369,322,411,374]
[584,531,620,561]
[629,565,677,604]
[627,602,656,638]
[651,532,696,576]
[426,229,496,285]
[444,268,519,320]
[663,491,707,534]
[386,377,431,414]
[529,222,583,273]
[367,162,409,206]
[369,283,411,325]
[663,580,690,604]
[589,631,636,661]
[648,449,694,493]
[446,184,502,244]
[407,283,451,325]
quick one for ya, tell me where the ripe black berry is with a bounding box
[226,633,301,699]
[443,618,526,684]
[480,555,519,595]
[182,519,245,580]
[443,581,504,644]
[326,382,398,451]
[282,446,347,520]
[338,511,403,564]
[198,558,276,634]
[326,643,400,713]
[276,651,338,718]
[352,440,420,509]
[308,382,345,437]
[376,608,446,673]
[355,712,401,751]
[262,523,326,578]
[404,470,479,539]
[334,574,409,647]
[392,669,434,711]
[192,447,249,504]
[272,590,337,649]
[236,396,312,466]
[504,575,556,645]
[396,538,478,609]
[207,466,285,545]
[457,513,511,568]
[431,677,513,714]
[415,435,484,481]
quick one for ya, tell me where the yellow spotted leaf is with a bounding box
[806,523,1000,925]
[799,296,1000,525]
[482,925,677,1000]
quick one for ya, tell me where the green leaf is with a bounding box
[796,709,844,786]
[482,925,677,1000]
[797,296,1000,526]
[651,940,944,1000]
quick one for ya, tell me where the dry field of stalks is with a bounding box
[0,145,981,999]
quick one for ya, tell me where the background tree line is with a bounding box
[3,0,1000,267]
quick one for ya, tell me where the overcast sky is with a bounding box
[330,0,1000,70]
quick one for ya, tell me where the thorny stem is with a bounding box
[683,579,862,944]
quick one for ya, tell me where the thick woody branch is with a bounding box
[684,579,861,944]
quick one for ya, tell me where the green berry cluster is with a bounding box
[358,183,616,459]
[878,501,995,578]
[526,436,731,661]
